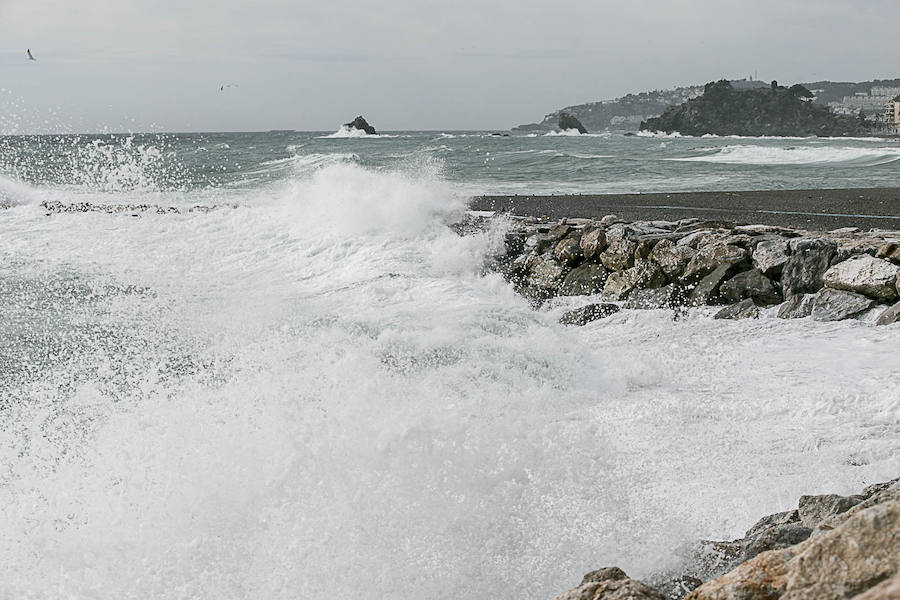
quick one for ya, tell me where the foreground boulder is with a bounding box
[554,567,665,600]
[720,268,782,306]
[781,238,836,297]
[560,303,620,326]
[811,288,875,322]
[823,254,900,300]
[875,301,900,326]
[714,298,759,320]
[343,115,377,134]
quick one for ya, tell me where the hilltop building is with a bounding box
[885,96,900,134]
[828,86,900,117]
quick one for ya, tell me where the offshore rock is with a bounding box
[559,263,608,296]
[720,268,782,306]
[777,294,815,319]
[811,288,875,322]
[559,303,620,326]
[823,254,900,300]
[602,262,666,301]
[600,239,638,272]
[875,301,900,325]
[558,112,588,134]
[650,239,696,280]
[753,239,791,276]
[781,238,836,297]
[714,298,759,320]
[344,115,377,134]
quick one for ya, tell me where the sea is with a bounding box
[1,128,899,599]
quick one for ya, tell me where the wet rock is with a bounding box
[686,500,900,600]
[714,298,759,320]
[554,236,585,267]
[833,239,882,263]
[581,567,629,584]
[741,523,812,562]
[811,288,876,322]
[823,254,900,300]
[560,303,620,326]
[602,262,666,301]
[559,263,608,296]
[555,570,666,600]
[830,226,861,234]
[683,244,749,282]
[720,268,782,306]
[745,510,801,538]
[676,230,713,248]
[777,293,815,319]
[798,493,865,529]
[875,301,900,326]
[651,239,697,281]
[781,238,836,297]
[581,228,608,260]
[875,242,900,264]
[600,239,638,271]
[344,115,376,134]
[851,573,900,600]
[526,256,567,291]
[753,239,791,276]
[634,239,655,260]
[625,284,685,309]
[600,214,620,226]
[689,264,732,305]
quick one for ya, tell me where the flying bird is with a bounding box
[26,49,36,61]
[219,84,238,92]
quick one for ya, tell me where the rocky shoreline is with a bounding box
[487,213,900,326]
[552,477,900,600]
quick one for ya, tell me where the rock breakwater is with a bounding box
[490,214,900,326]
[552,477,900,600]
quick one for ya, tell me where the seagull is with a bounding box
[26,49,36,61]
[219,84,238,92]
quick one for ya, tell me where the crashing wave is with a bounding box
[671,144,900,166]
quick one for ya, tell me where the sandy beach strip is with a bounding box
[470,187,900,230]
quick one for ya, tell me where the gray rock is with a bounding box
[554,578,665,600]
[553,236,584,267]
[650,239,696,280]
[875,301,900,326]
[559,303,620,326]
[625,284,685,309]
[599,214,620,226]
[782,238,836,297]
[798,493,864,529]
[777,293,815,319]
[580,228,608,260]
[525,256,567,291]
[581,567,628,584]
[602,262,666,301]
[752,239,790,276]
[875,242,900,264]
[559,263,608,296]
[689,264,732,305]
[599,239,638,271]
[714,298,759,320]
[741,522,812,561]
[683,244,749,282]
[744,509,800,538]
[823,254,900,300]
[720,268,782,306]
[811,288,876,321]
[676,230,713,248]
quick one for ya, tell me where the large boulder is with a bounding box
[343,115,377,134]
[559,303,620,326]
[720,268,782,306]
[781,238,836,297]
[558,112,588,134]
[600,239,638,271]
[625,284,686,309]
[580,228,608,260]
[875,301,900,326]
[714,298,759,320]
[555,568,665,600]
[753,239,791,276]
[823,254,900,300]
[811,288,876,322]
[690,264,732,305]
[798,494,864,529]
[602,262,666,301]
[554,236,584,267]
[559,263,608,296]
[777,293,815,319]
[683,244,749,282]
[651,239,697,281]
[525,256,567,291]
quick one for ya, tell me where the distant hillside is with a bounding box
[640,80,869,137]
[515,77,899,132]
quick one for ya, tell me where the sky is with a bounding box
[1,0,899,133]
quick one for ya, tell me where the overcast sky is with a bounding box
[1,0,899,133]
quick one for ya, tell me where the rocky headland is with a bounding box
[552,477,900,600]
[487,212,900,326]
[641,80,870,137]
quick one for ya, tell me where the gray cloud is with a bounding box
[1,0,898,132]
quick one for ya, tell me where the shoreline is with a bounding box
[471,187,900,231]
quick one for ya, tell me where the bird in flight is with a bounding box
[26,49,36,61]
[219,84,238,92]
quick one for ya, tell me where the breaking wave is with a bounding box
[672,145,900,166]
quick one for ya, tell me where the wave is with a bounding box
[0,174,38,207]
[636,130,684,138]
[671,145,900,166]
[321,126,396,139]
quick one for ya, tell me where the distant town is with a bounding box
[516,78,900,135]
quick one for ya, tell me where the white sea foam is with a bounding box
[322,125,396,139]
[673,144,900,166]
[636,130,684,138]
[0,154,898,600]
[0,174,37,207]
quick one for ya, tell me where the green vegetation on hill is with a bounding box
[640,80,870,137]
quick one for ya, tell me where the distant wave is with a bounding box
[671,145,900,166]
[636,130,684,138]
[321,126,396,139]
[543,130,612,138]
